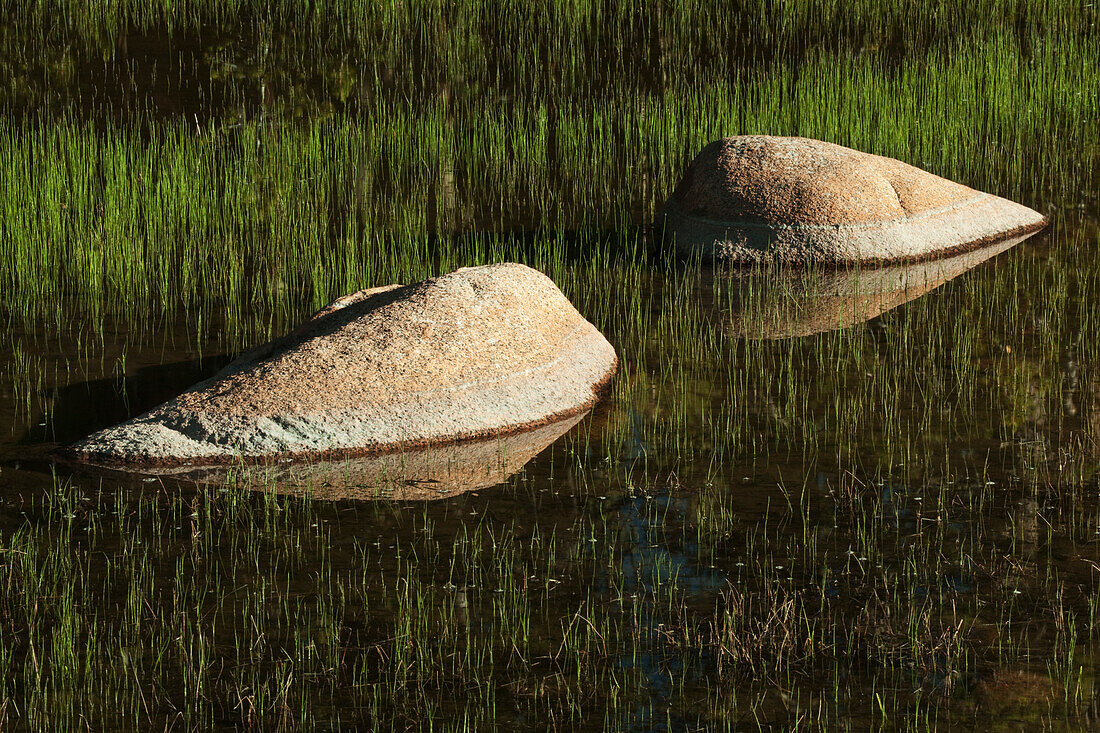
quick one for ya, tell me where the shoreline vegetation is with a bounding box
[0,0,1098,730]
[1,22,1096,324]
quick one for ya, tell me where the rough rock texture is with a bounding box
[658,136,1048,264]
[64,264,617,468]
[721,233,1034,338]
[132,414,586,500]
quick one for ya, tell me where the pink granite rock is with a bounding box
[658,136,1047,264]
[64,264,617,469]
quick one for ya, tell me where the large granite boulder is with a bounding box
[658,136,1047,265]
[64,263,617,469]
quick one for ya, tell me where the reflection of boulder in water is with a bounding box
[720,233,1035,339]
[152,413,587,501]
[973,669,1062,716]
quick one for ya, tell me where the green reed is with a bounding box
[1,25,1096,333]
[3,438,1098,730]
[0,0,1098,730]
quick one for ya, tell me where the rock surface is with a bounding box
[64,263,617,468]
[658,136,1047,264]
[720,232,1035,338]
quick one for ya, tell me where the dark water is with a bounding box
[6,219,1100,728]
[3,22,1100,732]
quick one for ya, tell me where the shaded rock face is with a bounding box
[719,232,1035,338]
[64,263,617,468]
[658,136,1047,265]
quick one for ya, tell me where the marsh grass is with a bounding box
[4,419,1100,730]
[1,22,1096,328]
[4,218,1100,728]
[0,0,1099,729]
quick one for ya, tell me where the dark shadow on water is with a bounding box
[419,224,666,269]
[5,14,943,126]
[21,354,233,447]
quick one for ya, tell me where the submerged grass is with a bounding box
[3,215,1099,727]
[4,419,1100,729]
[0,0,1098,730]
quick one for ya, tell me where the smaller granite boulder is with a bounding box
[658,136,1047,265]
[63,263,617,469]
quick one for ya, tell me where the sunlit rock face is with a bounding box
[63,264,617,469]
[658,136,1047,265]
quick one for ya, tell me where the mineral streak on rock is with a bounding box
[63,263,618,469]
[658,136,1047,265]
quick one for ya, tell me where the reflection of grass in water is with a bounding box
[0,1,1099,729]
[4,447,1100,729]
